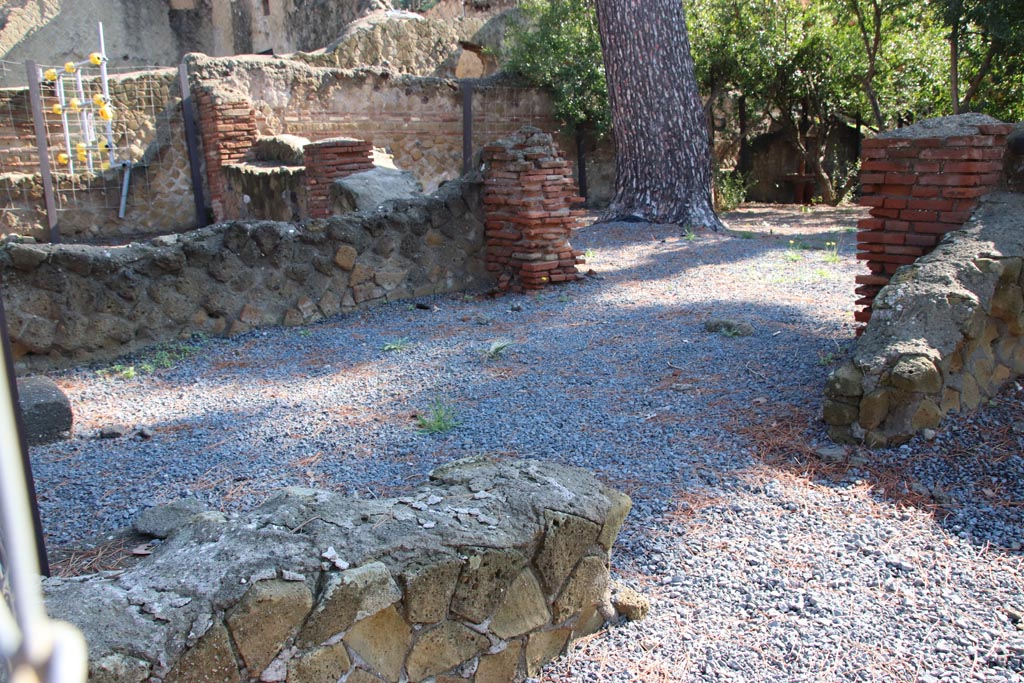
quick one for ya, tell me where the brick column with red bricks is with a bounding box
[482,127,586,292]
[303,138,374,219]
[855,116,1014,325]
[196,92,258,222]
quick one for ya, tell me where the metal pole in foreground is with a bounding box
[0,286,48,577]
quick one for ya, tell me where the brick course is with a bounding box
[196,92,258,222]
[302,138,374,219]
[855,121,1014,324]
[482,128,585,292]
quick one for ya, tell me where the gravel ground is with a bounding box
[29,203,1024,682]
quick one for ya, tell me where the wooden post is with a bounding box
[462,81,474,175]
[179,62,208,228]
[25,61,59,243]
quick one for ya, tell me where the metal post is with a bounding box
[462,81,474,176]
[0,283,49,577]
[179,62,208,228]
[25,61,59,244]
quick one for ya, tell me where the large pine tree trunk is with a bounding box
[594,0,723,230]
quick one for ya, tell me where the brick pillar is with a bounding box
[196,92,258,222]
[855,118,1014,324]
[303,138,374,219]
[482,127,586,292]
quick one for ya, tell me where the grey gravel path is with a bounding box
[29,204,1024,682]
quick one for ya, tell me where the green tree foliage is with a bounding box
[503,0,1018,204]
[937,0,1024,120]
[505,0,608,133]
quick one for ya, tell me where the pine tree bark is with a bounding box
[594,0,723,230]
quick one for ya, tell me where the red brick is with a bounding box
[886,245,928,256]
[899,209,939,222]
[905,233,939,247]
[920,173,985,186]
[947,135,995,147]
[912,161,942,173]
[861,160,910,173]
[871,208,903,219]
[906,198,954,212]
[911,185,941,198]
[942,186,989,199]
[859,196,887,208]
[882,220,911,231]
[884,173,918,185]
[919,147,987,161]
[856,231,905,245]
[943,160,1004,174]
[857,218,885,231]
[937,210,972,224]
[978,124,1015,135]
[882,198,909,209]
[860,173,886,184]
[913,222,958,234]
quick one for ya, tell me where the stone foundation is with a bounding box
[854,115,1013,324]
[826,192,1024,446]
[0,178,489,372]
[44,457,632,683]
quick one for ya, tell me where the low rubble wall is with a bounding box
[0,179,488,372]
[825,192,1024,446]
[44,457,632,683]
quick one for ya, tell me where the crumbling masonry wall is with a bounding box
[482,128,585,292]
[825,116,1024,446]
[0,178,489,372]
[45,457,631,683]
[854,115,1014,324]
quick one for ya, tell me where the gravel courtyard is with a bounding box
[30,204,1024,682]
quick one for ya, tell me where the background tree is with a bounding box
[505,0,608,134]
[593,0,722,228]
[938,0,1024,120]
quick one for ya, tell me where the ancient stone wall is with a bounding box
[45,457,632,683]
[185,54,572,196]
[854,115,1013,324]
[0,178,489,372]
[825,116,1024,447]
[482,128,585,292]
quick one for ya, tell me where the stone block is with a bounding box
[890,355,942,394]
[823,399,859,426]
[134,498,209,538]
[89,653,150,683]
[525,628,571,677]
[400,556,462,624]
[490,569,550,639]
[405,620,488,682]
[475,641,523,683]
[345,670,386,683]
[287,642,351,683]
[825,362,864,398]
[297,562,401,648]
[451,548,527,623]
[857,390,890,431]
[534,512,600,596]
[941,387,961,413]
[911,399,943,431]
[164,622,240,683]
[333,245,358,271]
[16,376,72,445]
[572,604,607,639]
[226,580,313,675]
[552,556,608,625]
[342,606,411,683]
[597,489,631,552]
